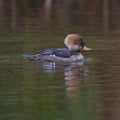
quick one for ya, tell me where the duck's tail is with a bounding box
[22,54,37,60]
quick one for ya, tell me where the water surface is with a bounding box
[0,35,120,120]
[0,1,120,120]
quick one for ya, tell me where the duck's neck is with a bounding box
[70,51,81,55]
[70,53,84,62]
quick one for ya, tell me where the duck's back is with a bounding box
[36,48,71,58]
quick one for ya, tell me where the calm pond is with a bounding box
[0,1,120,120]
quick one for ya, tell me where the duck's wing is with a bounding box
[36,48,71,58]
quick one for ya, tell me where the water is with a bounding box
[0,1,120,120]
[0,35,120,120]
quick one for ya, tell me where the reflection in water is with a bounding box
[64,62,89,102]
[22,58,102,120]
[23,60,90,102]
[0,0,120,35]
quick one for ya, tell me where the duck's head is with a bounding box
[64,34,91,52]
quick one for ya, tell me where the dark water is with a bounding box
[0,35,120,120]
[0,1,120,120]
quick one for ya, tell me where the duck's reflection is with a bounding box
[63,62,90,101]
[23,60,91,101]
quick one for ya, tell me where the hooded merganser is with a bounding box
[23,34,91,62]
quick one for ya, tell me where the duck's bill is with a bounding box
[82,46,92,51]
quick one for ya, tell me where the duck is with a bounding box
[23,34,91,62]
